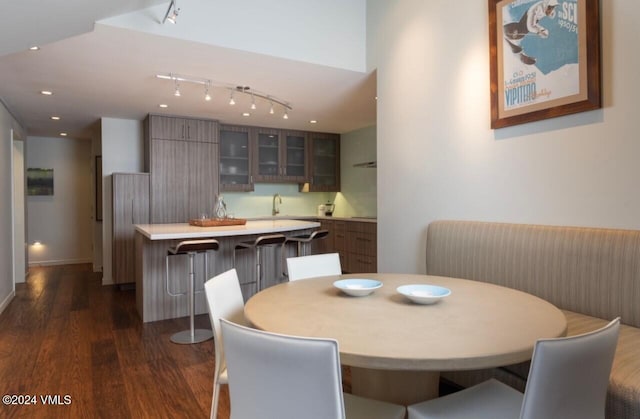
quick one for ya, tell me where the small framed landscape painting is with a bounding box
[27,168,54,196]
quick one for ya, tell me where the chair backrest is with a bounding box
[220,319,346,419]
[521,317,620,419]
[204,269,246,380]
[286,252,342,281]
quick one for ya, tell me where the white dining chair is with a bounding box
[408,317,621,419]
[286,252,342,281]
[220,318,406,419]
[203,268,247,419]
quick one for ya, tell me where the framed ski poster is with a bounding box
[489,0,601,128]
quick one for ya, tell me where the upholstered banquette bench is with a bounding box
[425,220,640,419]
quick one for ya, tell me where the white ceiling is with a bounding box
[0,1,376,139]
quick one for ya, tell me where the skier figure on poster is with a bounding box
[504,0,559,65]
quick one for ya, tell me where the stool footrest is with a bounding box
[170,329,214,345]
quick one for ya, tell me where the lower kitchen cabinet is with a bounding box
[344,222,377,273]
[313,219,376,273]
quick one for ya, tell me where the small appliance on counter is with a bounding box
[318,202,335,216]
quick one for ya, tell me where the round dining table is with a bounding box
[244,273,567,405]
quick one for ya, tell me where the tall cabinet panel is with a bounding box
[145,115,219,223]
[149,139,190,222]
[187,141,219,218]
[112,173,149,284]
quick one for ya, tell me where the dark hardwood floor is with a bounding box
[0,264,228,419]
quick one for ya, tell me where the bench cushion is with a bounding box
[426,220,640,327]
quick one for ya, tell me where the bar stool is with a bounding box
[165,238,219,344]
[285,229,330,257]
[233,234,287,292]
[282,229,329,278]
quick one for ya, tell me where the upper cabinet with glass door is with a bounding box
[253,128,309,183]
[308,132,340,192]
[253,128,281,183]
[219,125,254,191]
[282,130,309,183]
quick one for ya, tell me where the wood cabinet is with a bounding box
[308,132,340,192]
[145,115,219,223]
[219,124,337,189]
[220,125,253,191]
[313,219,375,273]
[253,128,309,183]
[148,114,216,142]
[253,127,282,183]
[282,130,309,182]
[112,173,149,284]
[344,221,377,273]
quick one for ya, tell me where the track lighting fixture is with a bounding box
[163,0,180,24]
[156,73,293,118]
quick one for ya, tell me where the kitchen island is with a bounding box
[135,219,320,322]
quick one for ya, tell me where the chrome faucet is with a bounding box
[272,193,282,216]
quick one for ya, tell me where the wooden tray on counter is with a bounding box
[189,218,247,227]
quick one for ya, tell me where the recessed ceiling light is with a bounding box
[60,132,68,137]
[242,112,251,117]
[29,46,40,51]
[309,120,317,124]
[40,90,53,95]
[50,116,60,120]
[159,104,168,108]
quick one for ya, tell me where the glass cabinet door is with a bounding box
[219,125,253,191]
[309,133,340,191]
[283,131,308,182]
[254,129,282,182]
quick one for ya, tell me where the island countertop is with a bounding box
[135,219,320,241]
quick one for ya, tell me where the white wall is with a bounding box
[335,125,376,218]
[0,100,25,314]
[100,0,367,72]
[368,0,640,273]
[101,117,144,285]
[13,139,26,283]
[26,136,93,265]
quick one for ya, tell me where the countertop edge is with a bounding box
[135,219,321,240]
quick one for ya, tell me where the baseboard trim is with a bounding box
[28,258,92,267]
[0,290,16,315]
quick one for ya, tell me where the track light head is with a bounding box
[163,0,180,24]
